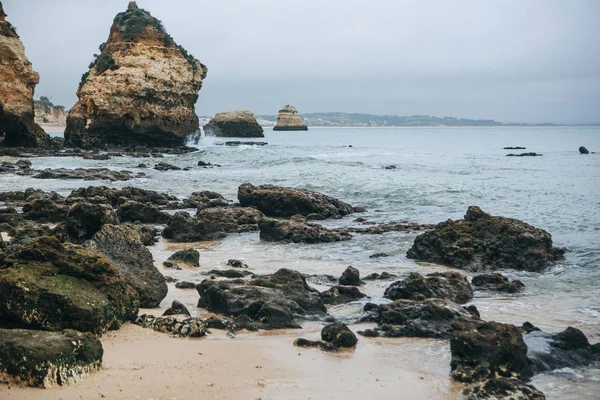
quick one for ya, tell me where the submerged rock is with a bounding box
[358,298,476,339]
[273,105,308,131]
[33,168,142,181]
[196,268,327,329]
[258,218,352,244]
[227,259,248,269]
[320,285,367,305]
[338,265,363,286]
[450,317,533,383]
[64,2,207,148]
[363,272,397,280]
[472,273,525,293]
[384,271,473,304]
[167,248,200,267]
[153,162,181,171]
[87,224,167,308]
[407,206,564,272]
[0,236,138,333]
[0,3,51,148]
[524,326,600,373]
[203,110,264,138]
[506,152,542,157]
[238,183,357,219]
[0,328,102,388]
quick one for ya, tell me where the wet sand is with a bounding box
[1,323,462,400]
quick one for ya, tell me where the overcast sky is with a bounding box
[4,0,600,124]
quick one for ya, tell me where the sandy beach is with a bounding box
[1,322,462,400]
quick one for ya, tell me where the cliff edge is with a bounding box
[0,1,51,147]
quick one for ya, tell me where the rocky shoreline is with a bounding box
[0,170,595,399]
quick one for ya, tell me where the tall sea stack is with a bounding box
[65,2,207,148]
[0,1,50,147]
[273,105,308,131]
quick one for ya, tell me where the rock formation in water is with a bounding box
[0,2,51,147]
[273,104,308,131]
[203,110,264,137]
[65,2,207,148]
[34,96,66,126]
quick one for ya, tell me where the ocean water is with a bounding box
[2,126,600,398]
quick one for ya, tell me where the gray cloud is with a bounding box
[4,0,600,123]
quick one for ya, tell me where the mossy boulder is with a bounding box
[65,202,118,242]
[384,271,473,304]
[0,328,102,387]
[0,236,139,334]
[167,248,200,267]
[87,224,167,308]
[407,206,564,272]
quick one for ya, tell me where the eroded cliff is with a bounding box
[273,105,307,131]
[0,1,50,147]
[65,1,207,148]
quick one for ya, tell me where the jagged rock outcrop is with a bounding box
[64,2,207,148]
[407,206,565,272]
[273,105,308,131]
[0,2,51,147]
[34,96,66,126]
[203,110,264,138]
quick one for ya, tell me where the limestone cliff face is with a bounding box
[273,105,307,131]
[65,2,207,148]
[0,2,50,147]
[203,110,264,138]
[34,97,67,126]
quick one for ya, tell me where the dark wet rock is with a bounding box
[369,252,389,258]
[345,221,433,234]
[322,322,358,348]
[126,223,159,246]
[306,213,326,221]
[137,163,147,168]
[464,378,546,400]
[68,186,177,208]
[87,224,167,308]
[22,198,67,223]
[183,190,229,210]
[472,273,525,293]
[506,152,542,157]
[464,305,481,318]
[203,110,264,138]
[407,206,565,272]
[238,183,358,219]
[524,326,600,374]
[0,329,102,388]
[134,314,207,337]
[258,218,351,244]
[227,259,248,268]
[384,165,397,170]
[0,210,54,245]
[153,162,181,171]
[164,276,178,283]
[0,236,138,334]
[384,271,473,304]
[162,207,263,242]
[0,160,33,175]
[338,266,363,286]
[82,153,111,160]
[162,300,191,317]
[503,147,527,150]
[33,168,142,181]
[304,274,338,286]
[167,248,200,267]
[162,261,181,270]
[65,202,118,242]
[320,285,367,305]
[294,338,339,352]
[207,269,254,278]
[358,299,476,339]
[116,200,172,224]
[450,317,533,383]
[579,146,589,154]
[363,271,397,280]
[290,214,307,223]
[175,281,197,289]
[196,269,327,329]
[521,322,541,334]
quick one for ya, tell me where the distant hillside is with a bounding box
[34,96,66,126]
[255,112,559,127]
